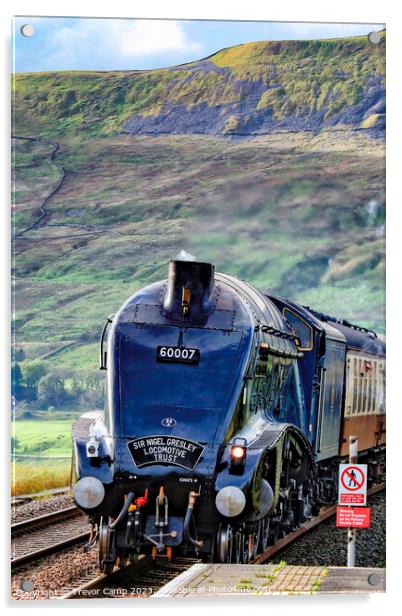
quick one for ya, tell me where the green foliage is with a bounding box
[37,373,67,406]
[12,458,71,495]
[257,87,285,113]
[361,113,385,128]
[11,363,24,398]
[23,360,49,390]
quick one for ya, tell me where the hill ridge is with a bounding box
[13,33,385,138]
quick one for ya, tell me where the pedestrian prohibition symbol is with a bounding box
[338,463,367,505]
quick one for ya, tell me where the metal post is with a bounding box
[347,436,358,567]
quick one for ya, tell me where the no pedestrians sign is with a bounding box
[338,463,367,505]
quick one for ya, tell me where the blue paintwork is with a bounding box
[106,272,297,455]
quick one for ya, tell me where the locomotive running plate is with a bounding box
[127,435,204,469]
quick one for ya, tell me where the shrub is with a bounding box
[37,373,67,407]
[23,360,49,391]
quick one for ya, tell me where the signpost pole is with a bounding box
[347,436,358,567]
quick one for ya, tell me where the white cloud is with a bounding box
[119,20,201,56]
[46,19,201,68]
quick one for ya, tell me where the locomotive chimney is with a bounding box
[163,260,215,320]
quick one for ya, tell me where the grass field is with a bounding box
[11,418,75,495]
[12,417,75,456]
[12,459,71,496]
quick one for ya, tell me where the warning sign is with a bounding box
[338,463,367,505]
[336,506,371,528]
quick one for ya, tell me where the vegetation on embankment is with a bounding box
[12,460,71,495]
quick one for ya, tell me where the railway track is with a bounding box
[11,486,70,508]
[60,556,201,599]
[12,482,385,599]
[62,483,385,598]
[11,505,90,569]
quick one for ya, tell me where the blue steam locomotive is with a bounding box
[72,260,385,570]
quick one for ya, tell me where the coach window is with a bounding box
[352,357,358,415]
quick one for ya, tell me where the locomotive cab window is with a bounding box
[283,308,313,351]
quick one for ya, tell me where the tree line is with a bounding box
[12,360,104,413]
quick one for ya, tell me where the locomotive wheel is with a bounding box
[233,530,241,563]
[216,524,233,563]
[269,523,281,545]
[233,526,249,564]
[251,521,262,560]
[259,516,270,553]
[99,517,116,575]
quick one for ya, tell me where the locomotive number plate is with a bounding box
[156,346,200,365]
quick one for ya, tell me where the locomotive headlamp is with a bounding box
[229,437,247,473]
[231,445,246,459]
[215,486,246,517]
[73,476,105,509]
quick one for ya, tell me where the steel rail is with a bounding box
[11,505,88,569]
[12,506,79,535]
[11,532,90,569]
[11,486,70,507]
[60,556,201,600]
[11,484,385,588]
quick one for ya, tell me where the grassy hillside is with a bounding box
[11,35,385,405]
[12,131,384,379]
[12,33,385,138]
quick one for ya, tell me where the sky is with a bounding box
[13,16,385,73]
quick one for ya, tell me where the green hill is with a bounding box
[13,33,385,138]
[11,35,385,409]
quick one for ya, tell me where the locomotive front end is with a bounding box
[72,260,259,567]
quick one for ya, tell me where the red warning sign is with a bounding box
[338,464,367,505]
[336,507,371,528]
